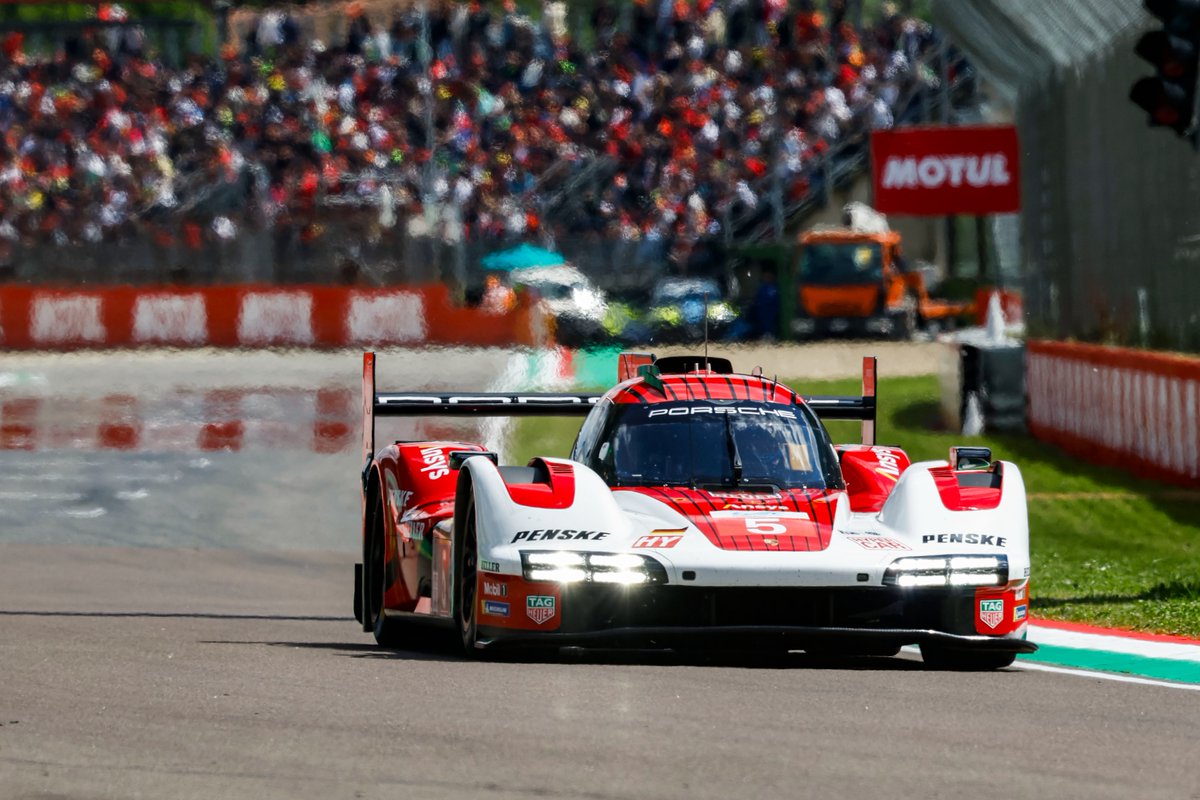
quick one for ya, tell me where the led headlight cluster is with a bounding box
[883,555,1008,588]
[708,303,735,323]
[521,551,668,585]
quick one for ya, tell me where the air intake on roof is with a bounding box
[653,356,734,375]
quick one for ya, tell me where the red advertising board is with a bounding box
[870,125,1020,216]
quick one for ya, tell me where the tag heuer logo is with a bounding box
[979,599,1004,629]
[526,595,556,625]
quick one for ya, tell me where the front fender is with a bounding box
[877,460,1030,577]
[462,457,634,568]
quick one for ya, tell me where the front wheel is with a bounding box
[367,493,404,648]
[455,493,481,656]
[919,643,1017,671]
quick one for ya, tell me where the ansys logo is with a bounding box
[979,599,1004,630]
[526,595,556,625]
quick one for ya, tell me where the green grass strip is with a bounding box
[1019,644,1200,684]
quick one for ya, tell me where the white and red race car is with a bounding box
[354,352,1035,668]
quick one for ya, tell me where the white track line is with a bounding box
[901,646,1200,692]
[1013,660,1200,692]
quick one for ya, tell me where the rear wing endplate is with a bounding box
[799,356,877,446]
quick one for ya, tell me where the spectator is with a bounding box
[480,272,516,314]
[0,0,940,259]
[750,269,780,340]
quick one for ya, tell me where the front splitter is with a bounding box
[475,624,1038,653]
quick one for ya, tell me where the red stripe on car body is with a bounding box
[928,466,1003,511]
[505,459,577,509]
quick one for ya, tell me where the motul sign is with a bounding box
[870,125,1021,215]
[880,154,1011,191]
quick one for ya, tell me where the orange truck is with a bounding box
[791,227,973,340]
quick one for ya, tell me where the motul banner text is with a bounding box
[870,125,1021,216]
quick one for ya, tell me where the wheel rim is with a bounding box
[460,514,478,640]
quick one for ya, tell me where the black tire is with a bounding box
[919,644,1017,671]
[366,489,404,648]
[455,492,481,656]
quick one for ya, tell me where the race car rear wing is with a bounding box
[362,352,877,470]
[362,352,600,473]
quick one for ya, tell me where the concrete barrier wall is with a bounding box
[1027,341,1200,487]
[0,284,545,350]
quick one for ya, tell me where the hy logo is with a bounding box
[632,534,683,549]
[526,595,556,625]
[979,599,1004,630]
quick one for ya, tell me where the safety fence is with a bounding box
[0,283,547,350]
[1,222,676,300]
[1026,341,1200,487]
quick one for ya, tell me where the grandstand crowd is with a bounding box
[0,0,939,257]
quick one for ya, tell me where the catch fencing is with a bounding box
[1,217,673,300]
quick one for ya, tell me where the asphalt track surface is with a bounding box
[1,344,1197,800]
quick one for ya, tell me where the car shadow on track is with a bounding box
[221,637,936,671]
[205,639,460,662]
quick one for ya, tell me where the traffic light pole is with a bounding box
[1132,0,1200,144]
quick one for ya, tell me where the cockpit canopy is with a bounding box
[572,398,844,491]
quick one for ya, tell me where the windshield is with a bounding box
[800,243,883,285]
[587,400,843,490]
[652,279,722,305]
[523,281,579,300]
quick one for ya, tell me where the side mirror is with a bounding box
[949,446,992,471]
[449,451,498,470]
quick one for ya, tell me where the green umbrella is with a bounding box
[480,243,565,271]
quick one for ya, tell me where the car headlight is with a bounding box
[882,554,1008,588]
[708,303,735,323]
[792,318,816,334]
[571,289,606,317]
[865,318,894,333]
[521,551,668,585]
[603,302,635,335]
[650,307,682,325]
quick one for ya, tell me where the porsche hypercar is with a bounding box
[354,352,1035,668]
